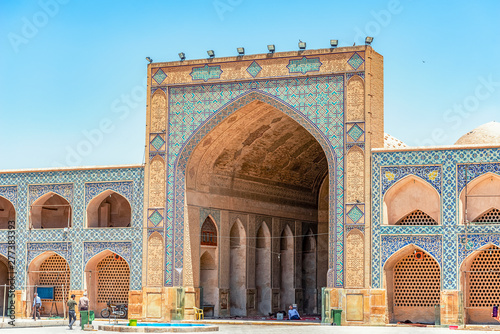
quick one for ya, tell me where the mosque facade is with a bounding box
[1,46,499,326]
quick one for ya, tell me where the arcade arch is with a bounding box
[31,193,71,229]
[185,97,329,317]
[86,190,131,228]
[460,244,500,324]
[84,251,130,315]
[0,255,10,316]
[384,245,441,324]
[27,252,70,316]
[0,197,15,229]
[459,173,500,224]
[383,176,440,225]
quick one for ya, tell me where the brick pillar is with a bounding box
[441,290,460,326]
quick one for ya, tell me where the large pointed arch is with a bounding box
[170,90,339,288]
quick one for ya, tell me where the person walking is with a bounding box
[67,294,77,329]
[32,293,42,320]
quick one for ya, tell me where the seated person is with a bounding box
[288,305,301,320]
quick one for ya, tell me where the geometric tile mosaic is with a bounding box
[148,209,163,227]
[380,235,443,268]
[153,68,167,85]
[0,166,144,291]
[347,205,363,223]
[372,147,500,290]
[0,186,17,207]
[347,123,364,142]
[347,53,364,70]
[286,57,322,74]
[151,134,166,151]
[246,61,262,78]
[168,76,345,287]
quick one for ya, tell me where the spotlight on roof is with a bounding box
[178,52,186,61]
[267,44,275,53]
[145,57,153,63]
[330,39,338,48]
[365,36,374,45]
[298,40,306,50]
[237,47,245,55]
[207,50,215,58]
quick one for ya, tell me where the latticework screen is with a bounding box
[393,253,440,307]
[467,246,500,307]
[396,210,437,226]
[38,254,70,302]
[96,255,130,304]
[472,208,500,223]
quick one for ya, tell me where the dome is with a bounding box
[454,121,500,145]
[384,133,408,149]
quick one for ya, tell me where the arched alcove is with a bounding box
[0,255,10,316]
[460,244,500,324]
[383,176,440,225]
[87,190,131,228]
[459,173,500,224]
[0,197,15,229]
[229,220,246,316]
[201,217,217,246]
[84,250,130,315]
[384,245,441,324]
[31,193,71,229]
[28,252,70,316]
[302,229,317,314]
[280,225,294,310]
[200,250,217,312]
[255,222,271,315]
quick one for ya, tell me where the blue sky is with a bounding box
[1,0,499,169]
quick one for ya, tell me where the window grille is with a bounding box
[396,210,437,226]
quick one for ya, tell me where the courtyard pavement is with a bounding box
[1,322,500,333]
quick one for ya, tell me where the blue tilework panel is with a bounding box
[190,65,223,82]
[0,166,144,290]
[168,76,345,287]
[457,234,500,266]
[0,186,17,207]
[380,235,443,268]
[347,53,364,70]
[246,61,262,78]
[372,147,500,290]
[153,69,167,85]
[287,57,322,74]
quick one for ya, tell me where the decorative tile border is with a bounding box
[0,186,17,207]
[457,162,500,193]
[190,65,223,82]
[29,183,74,205]
[287,57,322,74]
[84,181,134,208]
[381,165,442,196]
[169,76,345,287]
[380,235,443,268]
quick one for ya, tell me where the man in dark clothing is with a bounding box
[67,294,77,329]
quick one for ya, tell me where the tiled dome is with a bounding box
[455,121,500,145]
[384,133,408,149]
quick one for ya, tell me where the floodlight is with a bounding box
[330,39,338,48]
[146,57,153,63]
[178,52,186,61]
[207,50,215,58]
[298,41,306,50]
[237,47,245,55]
[365,36,374,45]
[267,44,275,53]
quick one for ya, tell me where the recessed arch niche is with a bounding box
[459,173,500,224]
[86,190,131,228]
[31,193,71,229]
[0,197,15,229]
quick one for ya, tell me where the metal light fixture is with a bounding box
[330,39,338,48]
[237,47,245,55]
[207,50,215,58]
[145,57,153,63]
[365,36,374,45]
[267,44,275,53]
[178,52,186,61]
[298,40,306,50]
